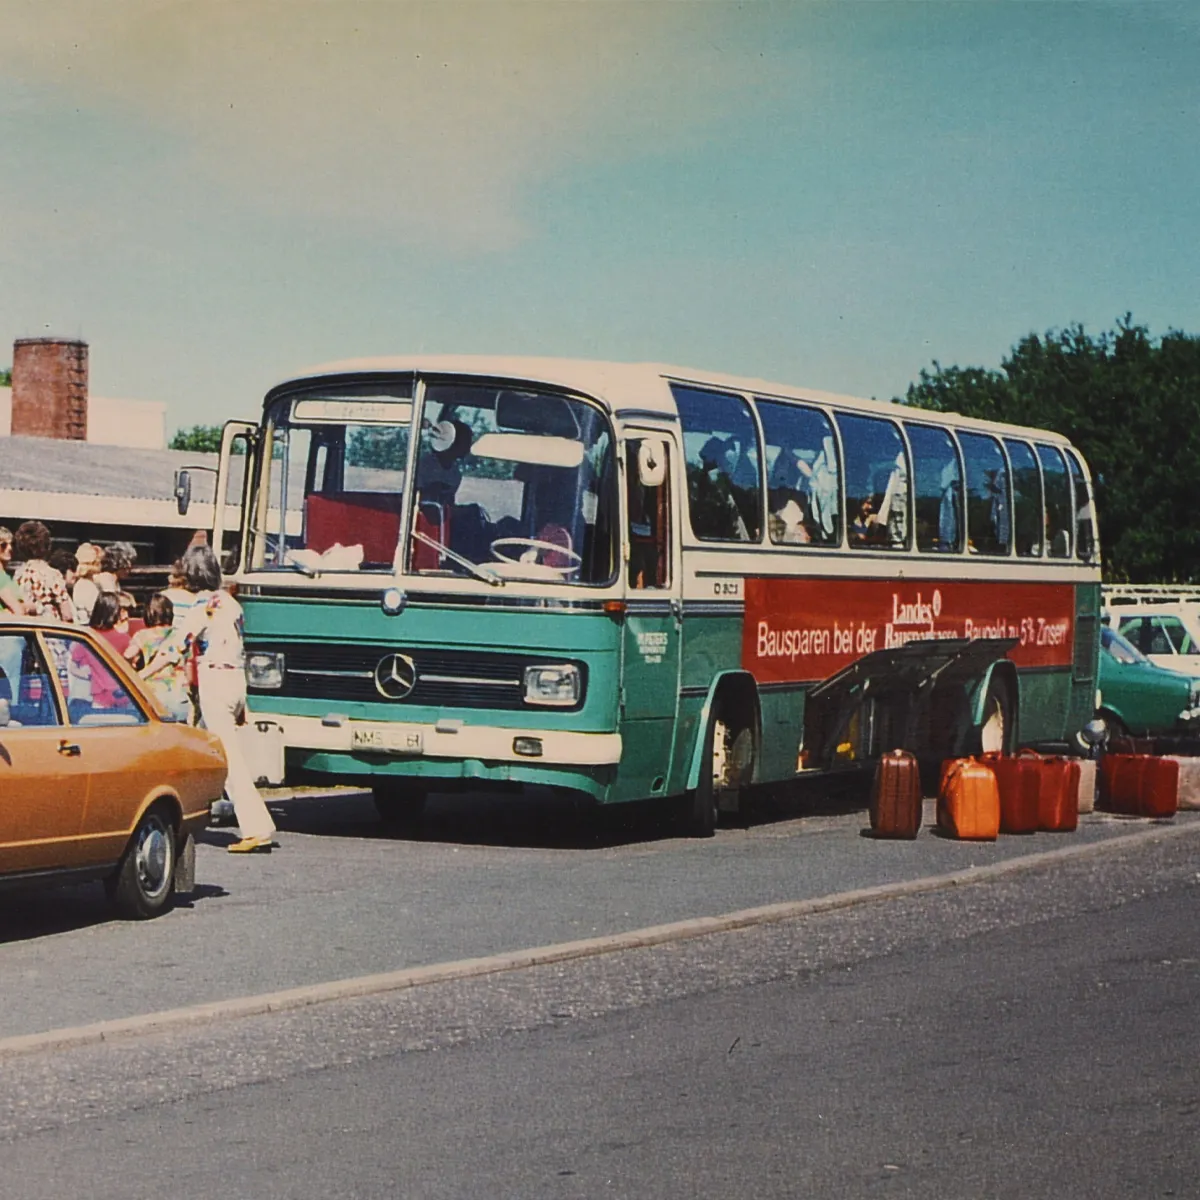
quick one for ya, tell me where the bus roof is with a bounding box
[275,354,1076,447]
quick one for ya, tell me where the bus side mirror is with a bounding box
[637,439,667,488]
[174,469,192,516]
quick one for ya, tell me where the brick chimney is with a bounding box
[11,337,88,440]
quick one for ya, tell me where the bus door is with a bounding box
[614,431,683,801]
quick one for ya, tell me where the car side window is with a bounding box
[0,633,61,727]
[1147,619,1195,657]
[1157,616,1196,655]
[46,636,147,727]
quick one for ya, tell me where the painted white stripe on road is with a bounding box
[3,819,1197,1059]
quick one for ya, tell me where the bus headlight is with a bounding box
[523,664,581,707]
[246,651,285,690]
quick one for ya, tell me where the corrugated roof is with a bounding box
[0,435,218,502]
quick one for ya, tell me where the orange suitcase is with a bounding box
[1038,756,1081,832]
[870,749,922,839]
[937,758,1000,841]
[987,751,1041,834]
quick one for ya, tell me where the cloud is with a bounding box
[0,0,780,252]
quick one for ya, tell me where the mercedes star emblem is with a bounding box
[374,652,418,700]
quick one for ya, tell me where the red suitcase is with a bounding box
[1139,756,1179,818]
[869,749,922,839]
[1037,756,1081,832]
[987,752,1041,834]
[1099,755,1151,814]
[937,758,1000,841]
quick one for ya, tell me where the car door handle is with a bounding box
[57,740,82,757]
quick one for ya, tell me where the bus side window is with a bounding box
[671,385,762,543]
[836,413,910,550]
[1065,449,1097,562]
[1004,438,1043,558]
[1037,445,1072,559]
[958,432,1011,556]
[904,423,961,553]
[757,399,841,547]
[625,439,671,589]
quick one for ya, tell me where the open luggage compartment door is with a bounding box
[803,636,1018,770]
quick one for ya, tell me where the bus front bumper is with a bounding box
[239,712,622,786]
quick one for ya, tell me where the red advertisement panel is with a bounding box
[743,577,1076,684]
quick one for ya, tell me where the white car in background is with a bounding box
[1104,587,1200,675]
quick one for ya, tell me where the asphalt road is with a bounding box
[2,821,1197,1198]
[2,784,1193,1039]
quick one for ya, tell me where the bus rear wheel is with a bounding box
[978,677,1015,756]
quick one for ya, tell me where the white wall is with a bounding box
[0,387,166,449]
[87,395,167,449]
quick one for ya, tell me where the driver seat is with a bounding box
[537,522,574,569]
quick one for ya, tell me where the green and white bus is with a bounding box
[189,356,1101,835]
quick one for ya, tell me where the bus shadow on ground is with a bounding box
[261,774,874,850]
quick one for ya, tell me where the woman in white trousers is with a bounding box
[180,545,277,853]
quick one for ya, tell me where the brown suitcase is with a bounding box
[1099,754,1150,814]
[870,749,922,839]
[937,758,1000,841]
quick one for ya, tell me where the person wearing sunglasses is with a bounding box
[0,527,28,616]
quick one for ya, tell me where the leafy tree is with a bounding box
[903,319,1200,583]
[169,424,224,453]
[0,367,11,387]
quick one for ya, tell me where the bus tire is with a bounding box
[978,676,1015,756]
[681,700,753,838]
[372,782,428,832]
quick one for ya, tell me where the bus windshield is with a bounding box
[410,382,616,585]
[249,378,617,585]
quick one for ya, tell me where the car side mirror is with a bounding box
[174,469,192,516]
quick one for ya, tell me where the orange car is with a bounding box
[0,617,226,918]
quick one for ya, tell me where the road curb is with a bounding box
[4,818,1197,1059]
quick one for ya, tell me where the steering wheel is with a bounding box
[490,537,582,573]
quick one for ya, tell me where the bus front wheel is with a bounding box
[681,703,752,838]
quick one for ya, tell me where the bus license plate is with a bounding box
[351,727,423,754]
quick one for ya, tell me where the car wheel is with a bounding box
[105,803,177,920]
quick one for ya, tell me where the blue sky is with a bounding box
[1,1,1196,437]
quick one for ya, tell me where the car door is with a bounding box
[43,633,158,867]
[0,630,90,875]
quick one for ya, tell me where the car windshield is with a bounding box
[1102,624,1151,666]
[248,378,618,586]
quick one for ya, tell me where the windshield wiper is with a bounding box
[410,529,503,587]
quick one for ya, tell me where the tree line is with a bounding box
[902,318,1200,583]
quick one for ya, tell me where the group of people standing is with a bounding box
[0,520,277,855]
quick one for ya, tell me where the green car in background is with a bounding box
[1097,624,1200,738]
